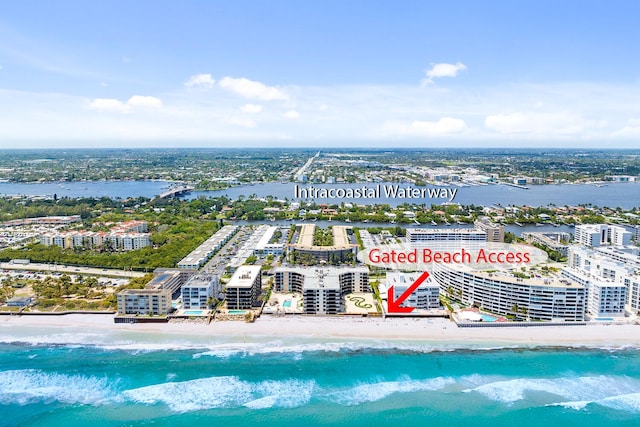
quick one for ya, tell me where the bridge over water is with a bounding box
[156,185,194,199]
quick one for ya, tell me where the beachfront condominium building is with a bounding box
[474,217,505,243]
[115,268,196,317]
[406,228,487,250]
[433,263,586,321]
[574,224,632,247]
[274,266,370,314]
[565,246,636,315]
[181,274,220,309]
[146,268,195,297]
[382,272,441,310]
[117,288,172,316]
[303,277,342,315]
[225,265,262,309]
[561,267,627,317]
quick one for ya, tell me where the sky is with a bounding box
[1,0,640,148]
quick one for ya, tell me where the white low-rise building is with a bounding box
[406,228,487,250]
[177,225,238,269]
[253,225,285,256]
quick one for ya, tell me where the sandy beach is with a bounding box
[1,314,639,348]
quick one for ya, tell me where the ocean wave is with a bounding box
[188,341,549,358]
[547,400,592,410]
[465,375,640,407]
[325,376,455,406]
[120,374,455,412]
[0,369,114,406]
[191,340,396,358]
[599,392,640,412]
[3,368,639,415]
[550,392,640,413]
[122,376,315,412]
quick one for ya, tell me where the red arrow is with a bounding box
[387,271,430,313]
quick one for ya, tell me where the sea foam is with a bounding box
[465,375,640,406]
[326,376,455,406]
[0,369,114,406]
[122,376,315,412]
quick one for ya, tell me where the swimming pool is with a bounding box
[479,313,498,322]
[228,310,247,315]
[594,317,615,321]
[183,310,204,316]
[283,300,292,308]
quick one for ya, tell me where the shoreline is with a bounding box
[1,314,639,350]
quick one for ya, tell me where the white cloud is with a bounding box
[85,98,129,113]
[382,117,467,137]
[241,103,263,114]
[127,95,163,108]
[7,80,640,147]
[85,95,162,113]
[219,76,288,100]
[484,112,588,135]
[283,110,300,119]
[612,118,640,137]
[226,116,257,128]
[422,62,467,86]
[184,73,215,89]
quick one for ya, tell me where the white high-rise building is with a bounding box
[433,263,586,322]
[181,274,219,309]
[382,272,440,310]
[274,266,370,314]
[565,246,636,316]
[574,224,632,247]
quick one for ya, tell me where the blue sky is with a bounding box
[1,0,640,148]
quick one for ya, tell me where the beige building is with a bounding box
[474,217,505,243]
[289,224,358,263]
[117,288,172,316]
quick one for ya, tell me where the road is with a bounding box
[0,262,147,278]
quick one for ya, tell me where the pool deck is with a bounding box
[172,309,212,317]
[263,292,304,314]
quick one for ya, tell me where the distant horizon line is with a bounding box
[2,146,640,152]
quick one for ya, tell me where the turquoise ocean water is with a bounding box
[1,338,639,427]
